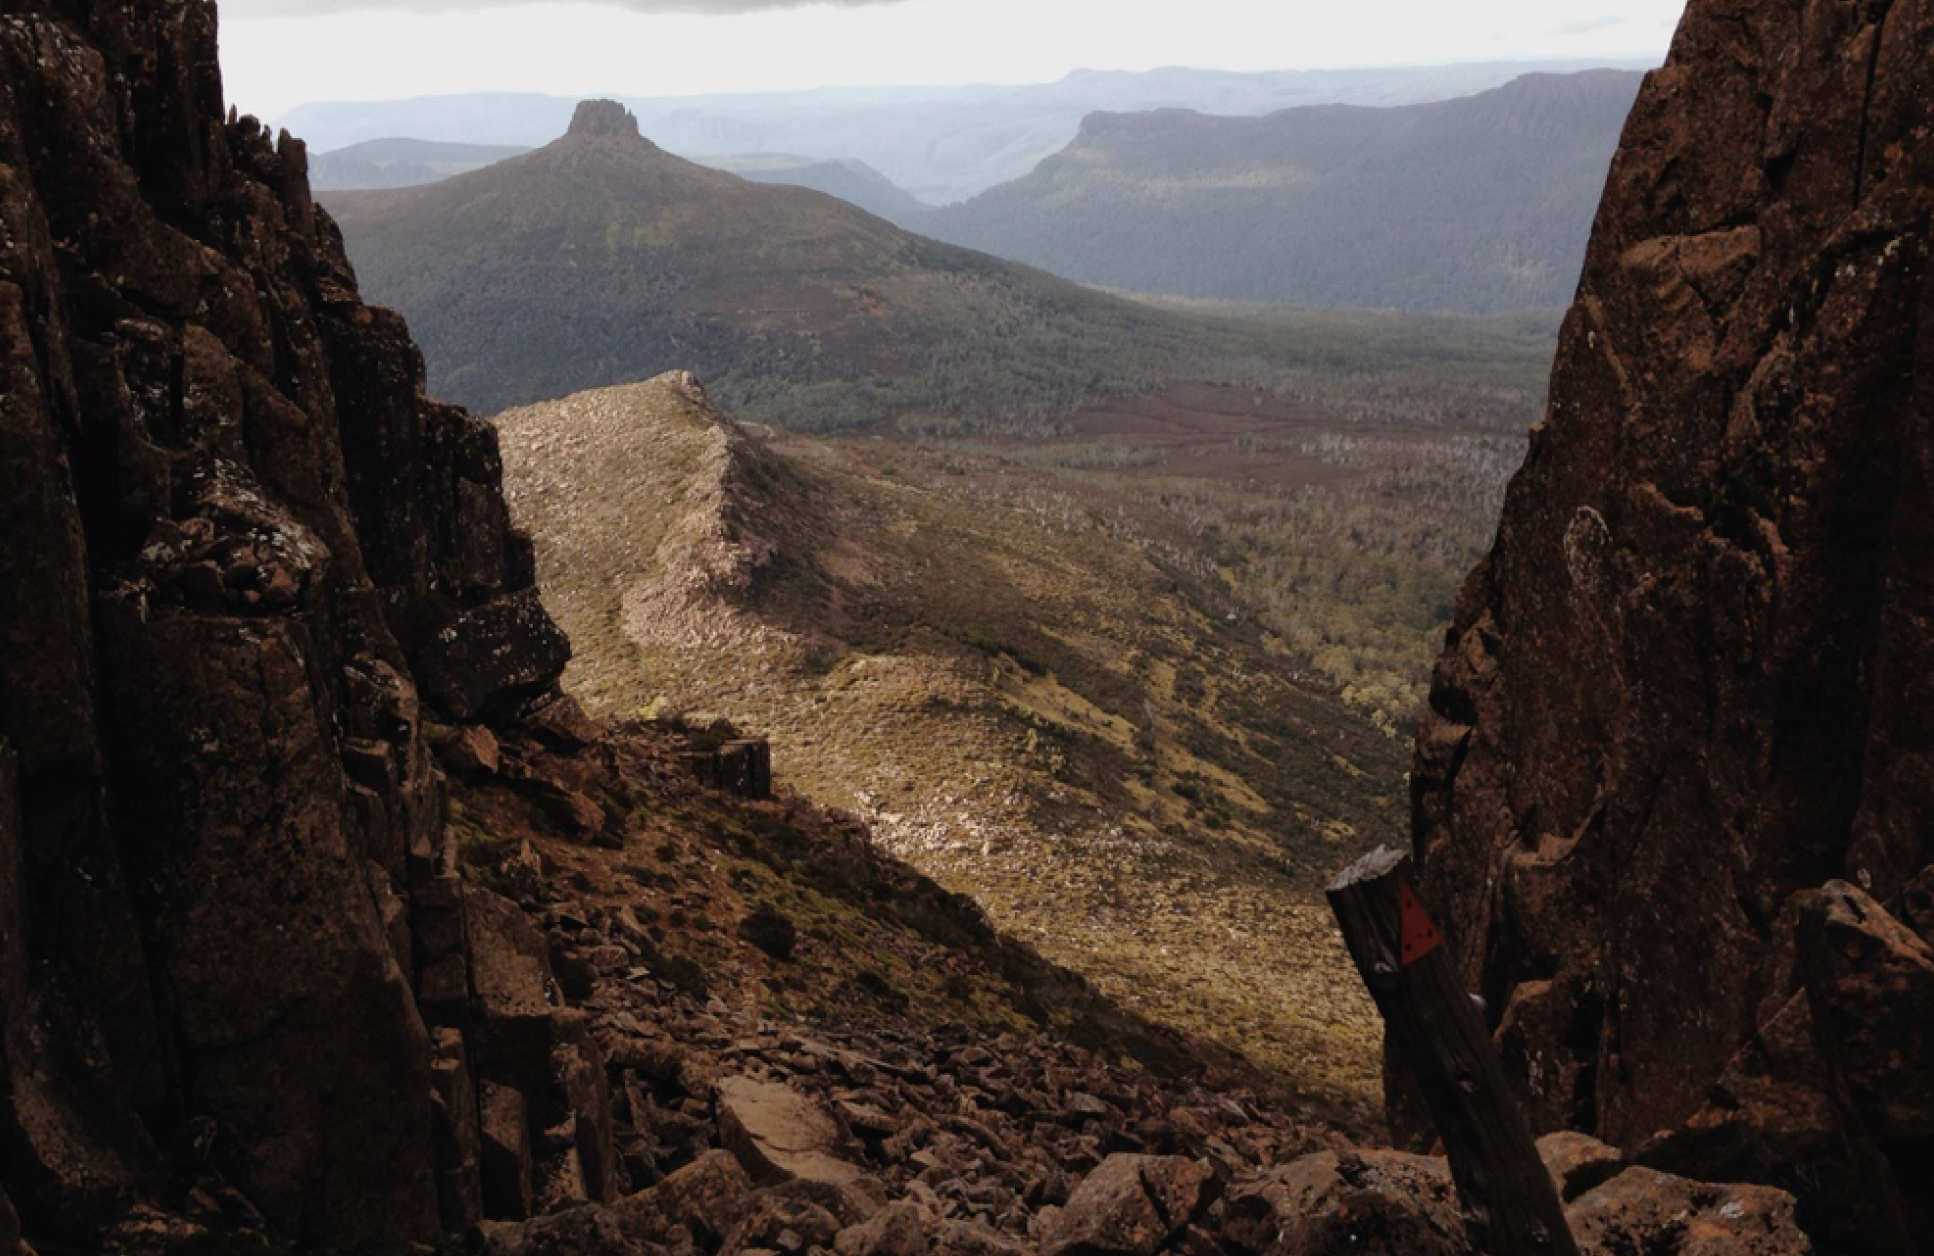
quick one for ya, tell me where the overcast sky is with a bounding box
[219,0,1685,121]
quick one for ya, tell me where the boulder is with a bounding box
[466,887,558,1094]
[767,1176,886,1228]
[718,1191,842,1256]
[935,1220,1028,1256]
[1638,991,1843,1205]
[540,786,610,838]
[1795,881,1934,1245]
[1795,882,1934,1142]
[1218,1150,1467,1256]
[535,1140,592,1216]
[553,1017,623,1203]
[1042,1154,1218,1256]
[437,724,502,776]
[835,1201,931,1256]
[617,1149,756,1248]
[1565,1166,1810,1256]
[409,587,572,722]
[524,693,602,751]
[478,1204,656,1256]
[716,1076,863,1186]
[479,1082,536,1222]
[1537,1131,1625,1203]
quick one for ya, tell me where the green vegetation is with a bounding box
[994,430,1524,733]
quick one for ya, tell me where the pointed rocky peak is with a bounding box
[567,99,640,140]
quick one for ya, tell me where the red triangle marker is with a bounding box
[1399,879,1444,967]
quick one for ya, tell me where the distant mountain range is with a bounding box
[698,153,929,222]
[910,70,1645,313]
[311,138,930,222]
[280,59,1654,205]
[308,137,530,190]
[320,100,1302,427]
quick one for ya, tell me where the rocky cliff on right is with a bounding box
[1409,0,1933,1250]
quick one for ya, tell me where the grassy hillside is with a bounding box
[915,70,1644,312]
[496,373,1420,1120]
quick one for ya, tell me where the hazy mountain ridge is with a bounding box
[280,58,1656,205]
[309,136,531,189]
[915,69,1645,312]
[322,100,1556,432]
[699,152,930,222]
[320,102,1189,424]
[309,137,930,223]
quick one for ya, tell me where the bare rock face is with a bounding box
[716,1076,865,1186]
[1409,0,1934,1239]
[0,0,565,1246]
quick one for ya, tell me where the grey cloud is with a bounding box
[228,0,903,14]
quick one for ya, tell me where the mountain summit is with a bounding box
[566,97,641,139]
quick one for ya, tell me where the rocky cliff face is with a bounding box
[0,0,567,1244]
[1411,0,1933,1246]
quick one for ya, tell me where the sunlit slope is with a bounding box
[497,373,1412,1121]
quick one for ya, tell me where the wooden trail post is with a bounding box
[1327,845,1578,1256]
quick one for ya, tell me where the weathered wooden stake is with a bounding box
[1327,845,1578,1256]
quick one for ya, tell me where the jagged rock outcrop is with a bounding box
[1410,0,1933,1248]
[568,99,644,142]
[0,0,565,1246]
